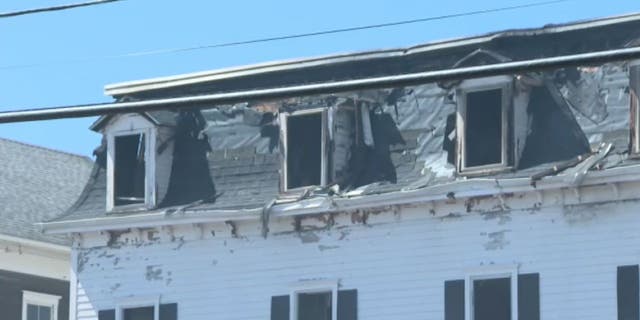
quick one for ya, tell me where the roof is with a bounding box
[0,138,93,245]
[104,12,640,98]
[47,13,640,228]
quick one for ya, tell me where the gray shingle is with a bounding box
[0,138,93,245]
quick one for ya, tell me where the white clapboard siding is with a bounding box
[72,198,640,320]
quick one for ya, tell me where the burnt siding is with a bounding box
[0,269,69,320]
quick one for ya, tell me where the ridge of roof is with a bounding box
[0,137,92,163]
[104,11,640,97]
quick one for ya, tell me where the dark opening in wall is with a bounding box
[474,277,511,320]
[287,113,322,189]
[123,306,154,320]
[114,134,146,206]
[298,291,332,320]
[465,89,503,167]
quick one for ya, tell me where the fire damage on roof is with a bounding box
[50,13,640,226]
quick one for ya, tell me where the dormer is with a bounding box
[91,111,177,212]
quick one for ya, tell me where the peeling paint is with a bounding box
[77,251,89,273]
[110,283,121,293]
[482,230,511,250]
[145,265,163,281]
[482,211,512,225]
[299,231,320,244]
[564,205,598,224]
[318,245,340,251]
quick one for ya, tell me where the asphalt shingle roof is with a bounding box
[0,138,93,245]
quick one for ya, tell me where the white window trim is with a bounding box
[106,127,157,211]
[289,279,338,320]
[115,295,160,320]
[464,265,518,320]
[456,75,513,174]
[22,290,61,320]
[279,108,329,192]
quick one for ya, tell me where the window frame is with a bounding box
[22,290,61,320]
[464,265,518,320]
[106,127,157,211]
[629,60,640,155]
[279,108,329,192]
[115,295,160,320]
[289,279,338,320]
[456,76,513,174]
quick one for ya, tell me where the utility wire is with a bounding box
[0,0,124,18]
[1,0,572,70]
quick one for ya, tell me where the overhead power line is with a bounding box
[1,0,572,70]
[0,46,638,124]
[0,0,124,18]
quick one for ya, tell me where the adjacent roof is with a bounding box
[47,12,640,228]
[0,138,93,245]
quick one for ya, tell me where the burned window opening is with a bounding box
[297,291,332,320]
[286,112,323,189]
[465,89,503,167]
[114,134,146,206]
[473,277,511,320]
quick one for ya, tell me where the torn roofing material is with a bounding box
[47,13,640,226]
[0,138,93,245]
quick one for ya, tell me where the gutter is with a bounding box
[41,164,640,234]
[0,233,70,253]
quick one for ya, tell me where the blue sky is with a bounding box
[0,0,638,156]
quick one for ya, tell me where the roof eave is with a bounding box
[41,164,640,234]
[103,12,640,97]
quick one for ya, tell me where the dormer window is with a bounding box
[456,76,513,174]
[114,133,146,206]
[104,114,158,211]
[280,109,328,191]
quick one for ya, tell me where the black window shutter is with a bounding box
[159,303,178,320]
[98,309,115,320]
[338,289,358,320]
[618,265,639,320]
[444,279,465,320]
[271,295,290,320]
[518,273,540,320]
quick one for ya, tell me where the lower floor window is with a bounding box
[22,291,61,320]
[473,277,511,320]
[123,306,155,320]
[297,291,332,320]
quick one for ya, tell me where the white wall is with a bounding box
[71,197,640,320]
[0,238,69,281]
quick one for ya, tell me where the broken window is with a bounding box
[457,77,512,173]
[473,277,511,320]
[123,306,154,320]
[281,109,327,190]
[297,291,333,320]
[114,133,146,206]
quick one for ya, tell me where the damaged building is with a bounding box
[41,13,640,320]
